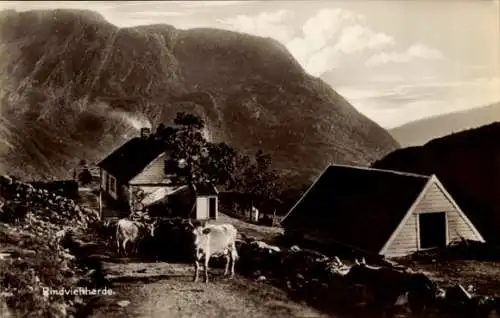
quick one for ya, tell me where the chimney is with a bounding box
[140,127,151,139]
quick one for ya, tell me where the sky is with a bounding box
[0,0,499,129]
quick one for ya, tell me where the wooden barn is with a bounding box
[97,127,219,220]
[280,164,485,258]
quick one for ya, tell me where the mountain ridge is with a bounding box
[390,102,500,147]
[0,9,399,183]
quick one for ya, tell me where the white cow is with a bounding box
[115,219,154,256]
[189,220,239,283]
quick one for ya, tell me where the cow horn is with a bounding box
[355,259,360,265]
[361,257,366,264]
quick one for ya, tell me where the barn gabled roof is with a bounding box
[280,164,431,254]
[97,136,166,184]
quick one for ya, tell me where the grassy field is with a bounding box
[213,212,284,242]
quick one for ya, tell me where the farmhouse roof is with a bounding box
[147,185,196,218]
[97,136,166,183]
[280,164,431,253]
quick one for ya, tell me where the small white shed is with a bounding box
[192,184,219,220]
[245,206,260,222]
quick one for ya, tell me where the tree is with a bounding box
[159,112,239,188]
[160,112,208,186]
[201,142,239,187]
[157,113,283,213]
[236,149,281,211]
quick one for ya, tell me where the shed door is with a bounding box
[419,212,447,249]
[209,197,216,219]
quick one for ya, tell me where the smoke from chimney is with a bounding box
[105,106,152,131]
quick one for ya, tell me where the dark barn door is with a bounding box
[419,212,447,249]
[209,197,217,219]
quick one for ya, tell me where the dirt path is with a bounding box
[83,212,328,317]
[86,261,330,318]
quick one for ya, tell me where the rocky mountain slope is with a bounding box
[390,102,500,147]
[0,9,398,183]
[373,122,500,243]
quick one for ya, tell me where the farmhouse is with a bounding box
[97,127,219,220]
[280,164,485,258]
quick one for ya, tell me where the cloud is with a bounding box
[305,46,341,77]
[337,77,500,128]
[289,9,396,76]
[365,43,443,66]
[127,11,194,18]
[0,1,112,11]
[368,74,406,82]
[178,1,260,7]
[217,8,396,77]
[333,25,395,54]
[300,8,365,52]
[217,9,295,44]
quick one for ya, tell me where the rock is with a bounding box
[84,269,96,277]
[87,254,111,261]
[250,241,281,253]
[0,175,13,185]
[0,298,12,318]
[74,296,84,305]
[0,291,14,297]
[117,300,130,307]
[62,252,75,260]
[0,252,11,260]
[52,302,68,317]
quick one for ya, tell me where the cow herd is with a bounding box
[95,217,499,317]
[103,217,240,283]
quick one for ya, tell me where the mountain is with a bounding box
[0,9,399,184]
[390,102,500,147]
[373,122,500,243]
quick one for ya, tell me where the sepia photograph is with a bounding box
[0,0,499,317]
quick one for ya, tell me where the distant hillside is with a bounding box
[373,122,500,243]
[0,9,398,183]
[390,102,500,146]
